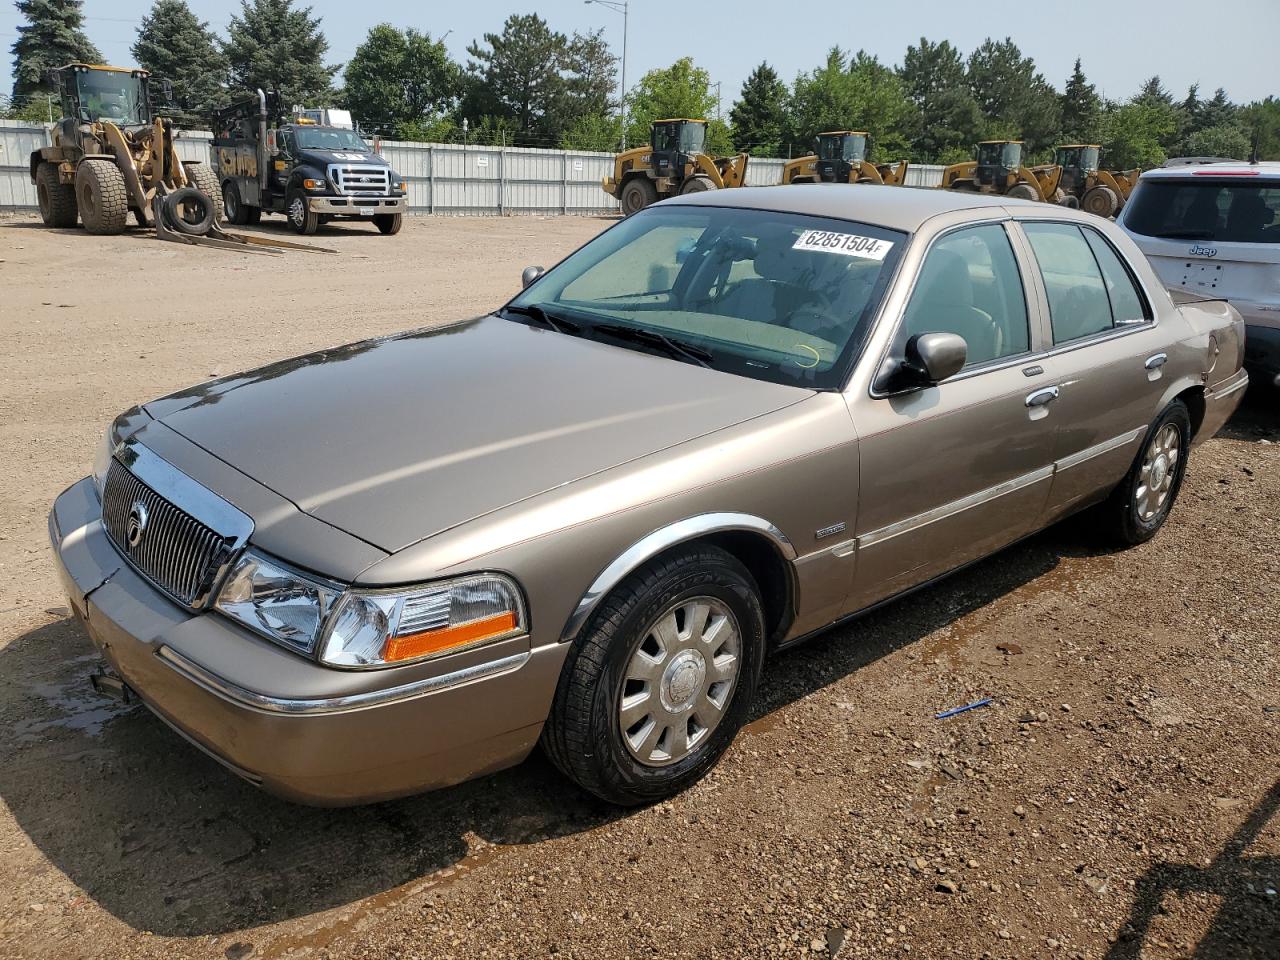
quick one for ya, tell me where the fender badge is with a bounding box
[815,522,847,540]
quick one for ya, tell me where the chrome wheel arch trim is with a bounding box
[560,512,798,643]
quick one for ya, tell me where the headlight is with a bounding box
[318,574,525,669]
[215,551,339,654]
[394,180,407,194]
[92,427,115,495]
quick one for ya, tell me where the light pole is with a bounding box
[584,0,628,150]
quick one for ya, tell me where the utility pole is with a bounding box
[584,0,628,150]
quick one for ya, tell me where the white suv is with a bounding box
[1119,161,1280,388]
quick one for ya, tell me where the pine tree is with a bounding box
[1060,58,1101,144]
[729,62,787,156]
[223,0,336,110]
[132,0,228,120]
[10,0,102,103]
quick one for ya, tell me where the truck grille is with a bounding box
[101,457,242,609]
[328,164,391,196]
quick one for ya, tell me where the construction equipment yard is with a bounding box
[0,212,1277,960]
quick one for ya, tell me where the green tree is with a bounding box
[1240,97,1280,160]
[1060,58,1101,144]
[787,48,911,159]
[559,111,622,152]
[10,0,102,103]
[897,37,981,161]
[625,57,728,153]
[132,0,228,120]
[965,37,1061,152]
[342,24,459,138]
[1099,99,1177,169]
[1183,124,1251,160]
[729,61,787,156]
[559,29,617,124]
[464,14,566,144]
[223,0,336,110]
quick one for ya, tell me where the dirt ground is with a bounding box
[0,211,1276,960]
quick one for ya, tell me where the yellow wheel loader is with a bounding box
[781,131,909,186]
[1053,144,1140,218]
[940,140,1063,203]
[602,119,749,215]
[29,63,329,254]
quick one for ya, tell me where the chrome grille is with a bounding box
[327,164,391,196]
[100,451,249,609]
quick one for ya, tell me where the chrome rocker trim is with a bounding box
[157,645,530,716]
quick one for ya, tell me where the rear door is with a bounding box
[1016,219,1170,520]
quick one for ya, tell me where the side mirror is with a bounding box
[521,265,545,289]
[904,332,967,385]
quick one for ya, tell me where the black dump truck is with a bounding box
[211,92,407,235]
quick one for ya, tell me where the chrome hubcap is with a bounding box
[290,198,304,225]
[1136,423,1180,521]
[619,597,740,767]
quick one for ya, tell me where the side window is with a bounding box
[1082,229,1150,325]
[900,224,1030,367]
[1023,222,1113,343]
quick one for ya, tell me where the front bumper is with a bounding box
[307,195,406,216]
[49,476,567,805]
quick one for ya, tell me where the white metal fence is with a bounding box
[1,119,945,215]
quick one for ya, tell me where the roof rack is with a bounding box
[1162,156,1242,167]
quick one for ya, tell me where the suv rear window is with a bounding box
[1125,179,1280,244]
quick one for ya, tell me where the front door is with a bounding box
[848,221,1060,610]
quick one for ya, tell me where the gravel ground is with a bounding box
[0,211,1276,960]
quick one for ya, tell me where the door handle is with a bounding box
[1144,353,1168,370]
[1025,386,1060,408]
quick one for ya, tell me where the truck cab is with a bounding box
[814,131,868,182]
[212,93,407,236]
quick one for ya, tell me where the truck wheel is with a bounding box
[1082,185,1119,218]
[679,176,716,195]
[1006,183,1040,201]
[246,206,262,225]
[222,180,249,226]
[542,543,766,806]
[76,159,128,235]
[619,177,657,216]
[287,190,319,235]
[36,162,77,227]
[374,213,402,235]
[183,163,224,222]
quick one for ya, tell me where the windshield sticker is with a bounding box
[792,230,894,260]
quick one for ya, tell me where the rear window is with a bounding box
[1124,179,1280,244]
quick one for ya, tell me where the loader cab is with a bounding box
[49,64,157,129]
[815,131,868,182]
[1054,144,1100,194]
[975,140,1023,187]
[650,119,707,181]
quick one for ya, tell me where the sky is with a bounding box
[3,0,1278,109]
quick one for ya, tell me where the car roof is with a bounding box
[665,183,1034,232]
[1139,161,1280,181]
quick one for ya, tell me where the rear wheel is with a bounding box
[76,159,128,235]
[1006,182,1039,201]
[183,163,224,222]
[222,180,249,225]
[374,212,402,235]
[679,175,716,196]
[619,177,657,216]
[36,162,77,227]
[287,190,319,235]
[1082,185,1120,218]
[542,543,766,805]
[1091,400,1191,546]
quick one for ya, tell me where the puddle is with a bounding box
[11,654,136,743]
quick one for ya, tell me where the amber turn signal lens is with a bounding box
[383,611,518,663]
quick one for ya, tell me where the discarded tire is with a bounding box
[162,187,214,236]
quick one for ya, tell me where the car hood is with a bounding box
[147,315,811,553]
[299,148,389,168]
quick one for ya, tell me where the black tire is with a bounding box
[287,189,319,235]
[222,180,249,226]
[76,159,128,235]
[36,162,77,227]
[619,177,657,216]
[679,175,716,196]
[162,187,214,236]
[374,212,402,235]
[1083,185,1119,218]
[183,163,224,222]
[246,205,262,225]
[1006,182,1039,201]
[543,543,766,806]
[1092,400,1192,547]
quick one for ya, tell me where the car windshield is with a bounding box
[506,205,906,389]
[295,127,369,151]
[76,70,146,126]
[1125,179,1280,243]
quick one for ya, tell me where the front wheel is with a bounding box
[619,177,657,216]
[36,162,78,227]
[287,190,319,235]
[542,543,766,806]
[1092,400,1191,546]
[373,212,402,235]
